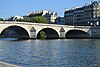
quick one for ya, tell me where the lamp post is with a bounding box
[88,21,99,37]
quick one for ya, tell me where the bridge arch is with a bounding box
[37,28,59,39]
[65,30,90,38]
[0,25,30,38]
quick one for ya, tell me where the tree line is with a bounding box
[18,16,47,23]
[0,16,48,24]
[0,18,4,21]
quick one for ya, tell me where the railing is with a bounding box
[0,21,95,29]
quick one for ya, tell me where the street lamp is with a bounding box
[96,21,99,25]
[88,21,99,37]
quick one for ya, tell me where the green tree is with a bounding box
[0,18,4,21]
[33,16,48,23]
[40,31,46,39]
[17,17,34,22]
[17,16,48,24]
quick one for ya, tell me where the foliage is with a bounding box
[0,18,4,21]
[17,17,34,22]
[33,16,48,23]
[18,16,48,24]
[39,31,46,39]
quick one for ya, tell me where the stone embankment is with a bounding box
[0,61,21,67]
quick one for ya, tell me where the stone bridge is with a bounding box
[0,21,100,39]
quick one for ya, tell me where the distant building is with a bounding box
[25,10,57,23]
[6,15,23,21]
[64,1,100,26]
[56,17,65,24]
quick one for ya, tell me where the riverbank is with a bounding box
[0,61,21,67]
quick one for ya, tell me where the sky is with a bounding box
[0,0,96,19]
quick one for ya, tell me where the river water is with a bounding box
[0,39,99,67]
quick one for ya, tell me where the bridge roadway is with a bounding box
[0,21,100,39]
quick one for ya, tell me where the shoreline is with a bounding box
[0,61,21,67]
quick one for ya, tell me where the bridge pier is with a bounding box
[91,27,100,38]
[29,27,36,39]
[30,32,36,39]
[59,32,65,38]
[87,26,100,38]
[59,27,65,39]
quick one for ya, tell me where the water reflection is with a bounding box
[0,38,18,41]
[0,39,99,67]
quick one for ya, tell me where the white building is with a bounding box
[26,10,57,23]
[6,15,23,21]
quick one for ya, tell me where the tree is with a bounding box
[33,16,48,23]
[39,31,46,39]
[0,18,4,21]
[17,16,48,24]
[17,17,34,22]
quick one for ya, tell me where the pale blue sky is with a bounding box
[0,0,95,19]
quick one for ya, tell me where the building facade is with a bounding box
[56,17,65,24]
[64,1,100,26]
[26,10,57,24]
[6,15,24,21]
